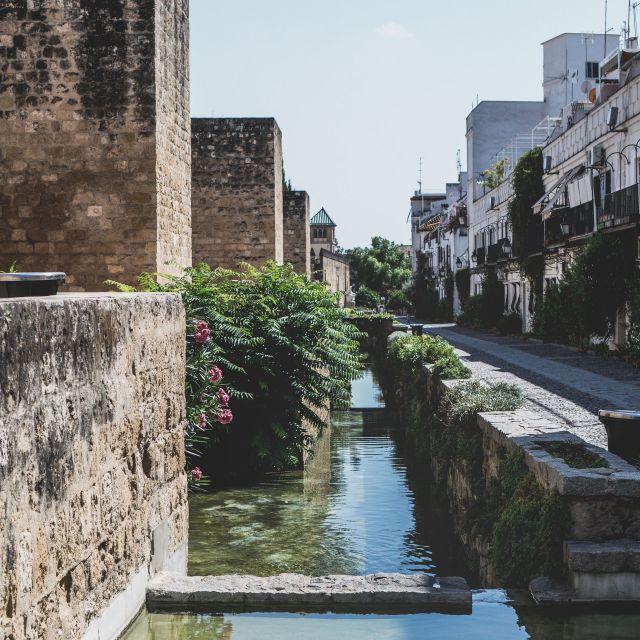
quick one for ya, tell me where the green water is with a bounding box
[123,370,640,639]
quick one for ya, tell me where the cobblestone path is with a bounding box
[420,323,640,448]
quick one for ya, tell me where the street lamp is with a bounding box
[502,237,512,257]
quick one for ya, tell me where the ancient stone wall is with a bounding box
[283,191,310,275]
[319,249,350,307]
[0,293,188,640]
[0,1,192,291]
[192,118,284,269]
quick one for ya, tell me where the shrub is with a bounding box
[455,268,471,304]
[442,380,524,423]
[388,334,471,380]
[355,285,379,309]
[535,233,636,345]
[458,270,504,330]
[387,289,410,312]
[122,262,363,484]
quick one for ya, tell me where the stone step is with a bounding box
[531,541,640,604]
[146,572,471,613]
[565,540,640,573]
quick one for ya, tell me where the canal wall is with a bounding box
[382,342,640,601]
[0,293,188,640]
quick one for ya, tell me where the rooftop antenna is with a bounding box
[633,2,639,38]
[456,149,463,197]
[418,156,423,194]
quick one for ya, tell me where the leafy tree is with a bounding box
[348,237,411,298]
[387,289,410,312]
[355,286,379,309]
[481,159,507,191]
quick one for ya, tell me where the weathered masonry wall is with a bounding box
[191,118,284,269]
[383,342,640,602]
[319,249,350,307]
[0,1,192,291]
[283,190,310,275]
[0,293,188,640]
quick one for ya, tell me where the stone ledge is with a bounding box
[477,412,640,498]
[566,540,640,573]
[146,573,471,613]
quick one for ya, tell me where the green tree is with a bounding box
[348,237,411,298]
[355,286,379,308]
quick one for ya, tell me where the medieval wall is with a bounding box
[0,0,192,291]
[319,249,350,307]
[0,293,188,640]
[191,117,284,269]
[283,190,310,275]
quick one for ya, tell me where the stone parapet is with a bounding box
[0,293,188,639]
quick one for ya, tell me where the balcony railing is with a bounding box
[487,239,512,264]
[475,247,486,266]
[545,202,594,246]
[600,184,640,229]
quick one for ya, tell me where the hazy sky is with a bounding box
[190,0,629,249]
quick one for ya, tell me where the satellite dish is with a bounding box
[581,80,593,94]
[588,88,597,103]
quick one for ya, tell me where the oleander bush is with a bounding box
[114,262,363,485]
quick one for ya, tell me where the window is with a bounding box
[585,61,599,79]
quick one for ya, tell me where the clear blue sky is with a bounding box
[190,0,629,249]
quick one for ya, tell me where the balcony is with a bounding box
[486,239,512,264]
[600,184,640,230]
[474,247,486,266]
[545,202,594,246]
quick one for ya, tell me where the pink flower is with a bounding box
[216,408,233,425]
[191,467,203,481]
[197,414,207,430]
[194,320,210,344]
[217,388,230,406]
[208,366,223,383]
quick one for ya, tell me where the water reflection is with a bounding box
[123,368,640,639]
[189,407,436,576]
[124,604,640,640]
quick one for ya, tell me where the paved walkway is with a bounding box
[414,323,640,448]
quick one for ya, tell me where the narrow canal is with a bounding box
[124,369,640,639]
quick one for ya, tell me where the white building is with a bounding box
[410,175,469,317]
[536,38,640,345]
[467,32,620,331]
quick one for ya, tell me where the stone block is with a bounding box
[0,293,188,639]
[147,572,472,612]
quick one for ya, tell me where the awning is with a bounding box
[533,166,584,219]
[418,214,442,232]
[567,168,592,207]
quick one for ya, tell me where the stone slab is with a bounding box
[146,573,471,613]
[566,540,640,573]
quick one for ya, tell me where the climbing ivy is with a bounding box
[507,147,544,297]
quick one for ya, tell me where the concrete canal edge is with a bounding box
[146,572,472,613]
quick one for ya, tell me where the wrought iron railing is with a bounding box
[545,202,594,245]
[601,184,639,229]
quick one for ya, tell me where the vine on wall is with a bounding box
[507,147,544,298]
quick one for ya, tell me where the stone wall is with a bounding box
[383,344,640,598]
[0,1,192,291]
[192,118,284,269]
[319,249,350,307]
[0,293,188,640]
[283,191,310,275]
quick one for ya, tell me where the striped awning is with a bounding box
[418,215,442,232]
[533,166,585,219]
